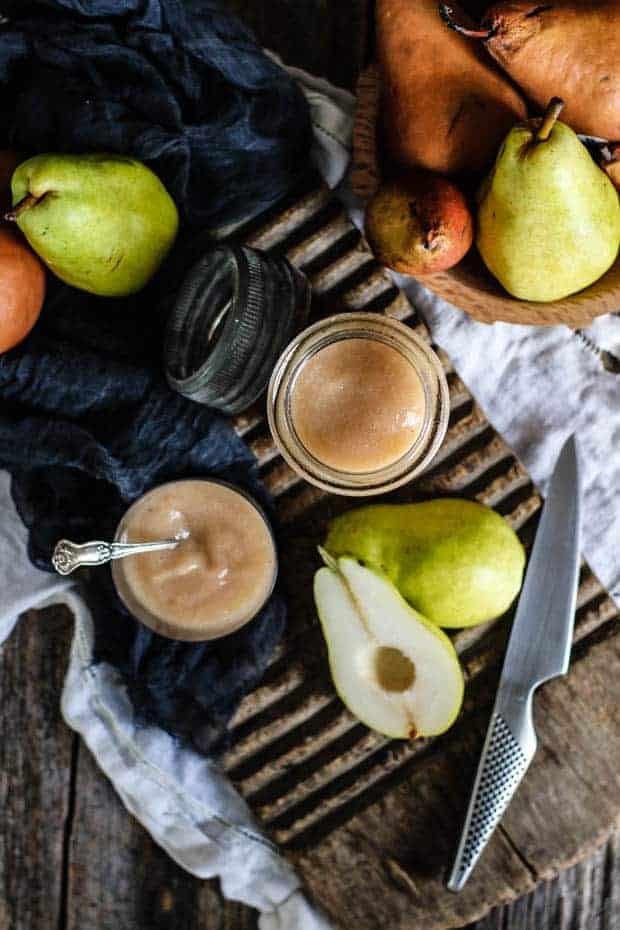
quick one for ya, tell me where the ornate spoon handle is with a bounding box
[52,538,180,575]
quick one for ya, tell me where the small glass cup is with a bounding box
[267,312,449,496]
[111,479,278,642]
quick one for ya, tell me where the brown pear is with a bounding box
[440,1,620,140]
[0,226,46,353]
[0,149,46,352]
[376,0,527,176]
[365,174,474,274]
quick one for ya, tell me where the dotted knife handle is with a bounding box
[447,713,532,892]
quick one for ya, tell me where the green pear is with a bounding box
[477,97,620,302]
[324,499,525,628]
[8,153,178,297]
[314,552,464,738]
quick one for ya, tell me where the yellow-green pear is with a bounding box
[324,499,525,628]
[477,97,620,302]
[314,552,464,738]
[7,153,178,297]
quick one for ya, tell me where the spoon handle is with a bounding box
[52,538,179,576]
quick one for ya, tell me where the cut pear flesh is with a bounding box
[314,557,464,739]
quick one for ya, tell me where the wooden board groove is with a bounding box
[288,217,359,275]
[222,611,619,852]
[277,199,347,261]
[360,283,411,316]
[383,290,419,322]
[309,248,378,299]
[270,697,501,848]
[259,627,548,844]
[244,182,333,253]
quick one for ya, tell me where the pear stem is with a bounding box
[3,193,40,222]
[536,98,565,142]
[438,2,493,39]
[424,228,440,252]
[318,546,339,572]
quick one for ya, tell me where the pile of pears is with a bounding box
[367,0,620,303]
[314,499,525,740]
[0,150,178,354]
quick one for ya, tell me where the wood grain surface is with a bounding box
[1,3,619,930]
[0,607,75,930]
[1,605,618,930]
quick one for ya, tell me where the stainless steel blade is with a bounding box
[496,433,581,705]
[447,434,582,892]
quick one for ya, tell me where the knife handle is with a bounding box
[447,706,535,892]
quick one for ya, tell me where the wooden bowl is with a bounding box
[353,65,620,327]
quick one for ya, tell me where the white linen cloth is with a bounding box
[1,59,619,930]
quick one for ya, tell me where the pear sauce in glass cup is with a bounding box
[112,480,277,642]
[268,313,449,496]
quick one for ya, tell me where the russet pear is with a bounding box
[0,149,46,353]
[441,0,620,140]
[365,174,474,274]
[0,226,46,353]
[377,0,526,176]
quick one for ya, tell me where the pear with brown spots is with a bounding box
[365,174,474,274]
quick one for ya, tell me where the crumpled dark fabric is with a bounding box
[0,0,313,230]
[5,282,287,754]
[0,0,311,753]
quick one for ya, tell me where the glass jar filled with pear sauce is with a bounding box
[112,479,278,642]
[267,313,449,496]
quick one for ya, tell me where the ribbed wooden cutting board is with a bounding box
[222,174,620,930]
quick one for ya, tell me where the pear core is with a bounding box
[374,646,416,692]
[290,337,426,473]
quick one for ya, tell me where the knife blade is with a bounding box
[447,434,582,892]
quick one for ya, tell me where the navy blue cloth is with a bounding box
[5,283,287,754]
[0,0,310,752]
[0,0,313,230]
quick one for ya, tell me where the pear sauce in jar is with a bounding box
[112,480,277,641]
[268,313,449,496]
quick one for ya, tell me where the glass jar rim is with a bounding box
[267,312,449,497]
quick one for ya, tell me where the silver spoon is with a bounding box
[52,537,181,576]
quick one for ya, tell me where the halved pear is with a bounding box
[314,553,464,739]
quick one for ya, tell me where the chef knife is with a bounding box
[447,434,582,892]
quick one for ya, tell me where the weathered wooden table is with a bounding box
[1,3,618,929]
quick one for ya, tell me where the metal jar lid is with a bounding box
[164,245,311,416]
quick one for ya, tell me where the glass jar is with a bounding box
[164,245,310,415]
[111,479,278,641]
[267,312,449,496]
